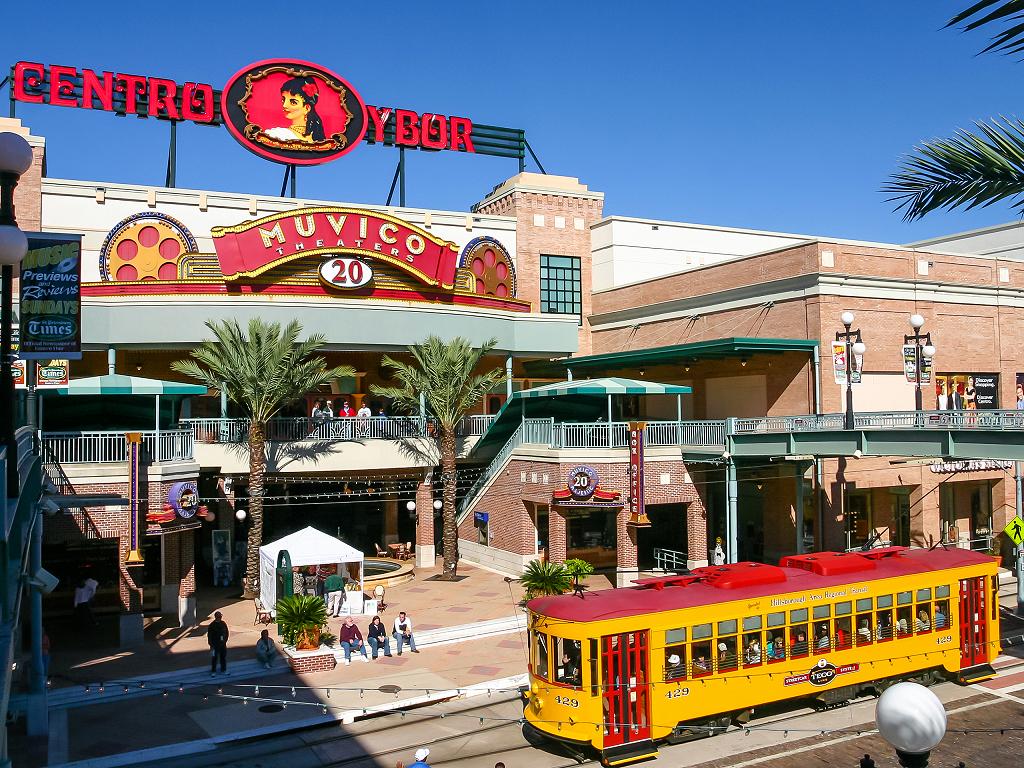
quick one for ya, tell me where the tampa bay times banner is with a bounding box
[21,233,83,360]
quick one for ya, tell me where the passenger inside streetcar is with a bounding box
[857,618,872,643]
[916,609,931,632]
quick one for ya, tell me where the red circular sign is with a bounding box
[221,59,368,166]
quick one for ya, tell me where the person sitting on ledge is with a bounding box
[255,629,276,670]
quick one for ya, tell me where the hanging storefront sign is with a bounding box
[552,466,621,507]
[125,433,144,565]
[212,207,458,286]
[929,459,1013,474]
[901,344,932,384]
[628,422,650,527]
[934,373,998,410]
[20,233,82,360]
[148,480,205,535]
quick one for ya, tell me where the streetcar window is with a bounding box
[665,627,687,645]
[813,621,832,654]
[896,605,913,637]
[766,632,786,663]
[665,646,687,681]
[876,607,894,642]
[692,623,713,640]
[553,637,582,687]
[877,594,893,609]
[717,636,737,673]
[533,632,549,680]
[767,611,785,628]
[936,584,950,599]
[897,591,913,606]
[916,588,932,602]
[743,616,762,631]
[743,632,763,666]
[856,598,872,612]
[717,619,737,636]
[813,605,831,620]
[691,641,712,677]
[992,576,999,621]
[915,605,932,634]
[835,616,853,650]
[790,627,809,659]
[855,613,873,646]
[590,639,599,696]
[836,601,852,616]
[934,600,949,630]
[789,608,808,623]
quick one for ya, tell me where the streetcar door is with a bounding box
[600,631,651,747]
[958,576,988,667]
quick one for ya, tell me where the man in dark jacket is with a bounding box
[208,610,229,676]
[340,616,369,665]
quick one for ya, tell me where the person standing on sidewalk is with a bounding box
[408,748,431,768]
[340,616,369,665]
[208,610,229,676]
[393,611,419,655]
[324,568,346,617]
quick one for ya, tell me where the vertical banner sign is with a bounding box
[628,422,650,527]
[832,342,847,385]
[125,433,145,565]
[21,233,83,360]
[902,345,933,385]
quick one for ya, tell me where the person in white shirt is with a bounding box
[356,404,372,437]
[393,611,419,655]
[74,576,99,626]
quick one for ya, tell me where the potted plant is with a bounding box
[520,560,571,600]
[276,594,330,650]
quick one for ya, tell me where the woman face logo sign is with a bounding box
[221,59,368,165]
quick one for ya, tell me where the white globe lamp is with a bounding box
[910,313,925,330]
[406,500,416,512]
[433,499,442,510]
[875,682,946,767]
[922,344,936,359]
[0,225,27,266]
[840,311,855,327]
[235,509,246,521]
[852,341,866,356]
[0,132,33,177]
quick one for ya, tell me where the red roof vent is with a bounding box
[860,546,908,560]
[632,575,702,591]
[779,551,877,576]
[689,562,787,589]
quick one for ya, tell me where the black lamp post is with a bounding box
[905,313,936,412]
[837,311,866,430]
[0,131,34,497]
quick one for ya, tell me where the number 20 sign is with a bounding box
[319,256,373,289]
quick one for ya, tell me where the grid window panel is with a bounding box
[540,254,582,324]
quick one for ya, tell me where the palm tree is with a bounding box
[172,318,353,597]
[371,336,506,580]
[885,2,1024,219]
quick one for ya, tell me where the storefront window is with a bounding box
[540,254,582,325]
[566,510,616,568]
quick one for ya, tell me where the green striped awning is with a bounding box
[516,377,692,399]
[44,374,207,396]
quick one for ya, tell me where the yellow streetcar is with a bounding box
[524,547,1000,766]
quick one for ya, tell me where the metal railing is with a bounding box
[734,409,1024,434]
[523,418,554,445]
[183,414,497,444]
[40,430,193,464]
[457,422,526,521]
[653,547,690,572]
[552,422,630,449]
[647,420,727,446]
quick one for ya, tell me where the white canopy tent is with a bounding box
[258,527,364,613]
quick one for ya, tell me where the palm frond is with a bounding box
[883,117,1024,220]
[947,1,1024,56]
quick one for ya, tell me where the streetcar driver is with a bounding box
[556,652,581,686]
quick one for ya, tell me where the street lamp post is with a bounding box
[905,314,936,412]
[874,681,947,767]
[0,132,33,496]
[837,311,867,430]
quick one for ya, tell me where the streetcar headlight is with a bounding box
[530,682,539,695]
[532,695,544,711]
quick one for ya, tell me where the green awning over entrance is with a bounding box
[42,374,207,396]
[563,337,819,371]
[517,377,692,399]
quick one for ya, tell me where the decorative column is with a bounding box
[414,478,435,568]
[616,506,638,588]
[548,507,567,564]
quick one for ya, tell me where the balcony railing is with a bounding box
[40,430,194,464]
[182,414,497,444]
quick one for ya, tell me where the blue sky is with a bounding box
[3,1,1021,244]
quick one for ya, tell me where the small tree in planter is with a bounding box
[276,595,331,650]
[520,561,572,600]
[563,558,595,595]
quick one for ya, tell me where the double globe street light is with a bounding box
[837,311,867,430]
[906,314,936,413]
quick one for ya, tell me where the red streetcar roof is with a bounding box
[528,548,996,624]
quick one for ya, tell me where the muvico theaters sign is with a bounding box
[10,60,522,166]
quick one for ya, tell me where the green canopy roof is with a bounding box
[472,377,690,457]
[43,374,207,396]
[563,337,819,371]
